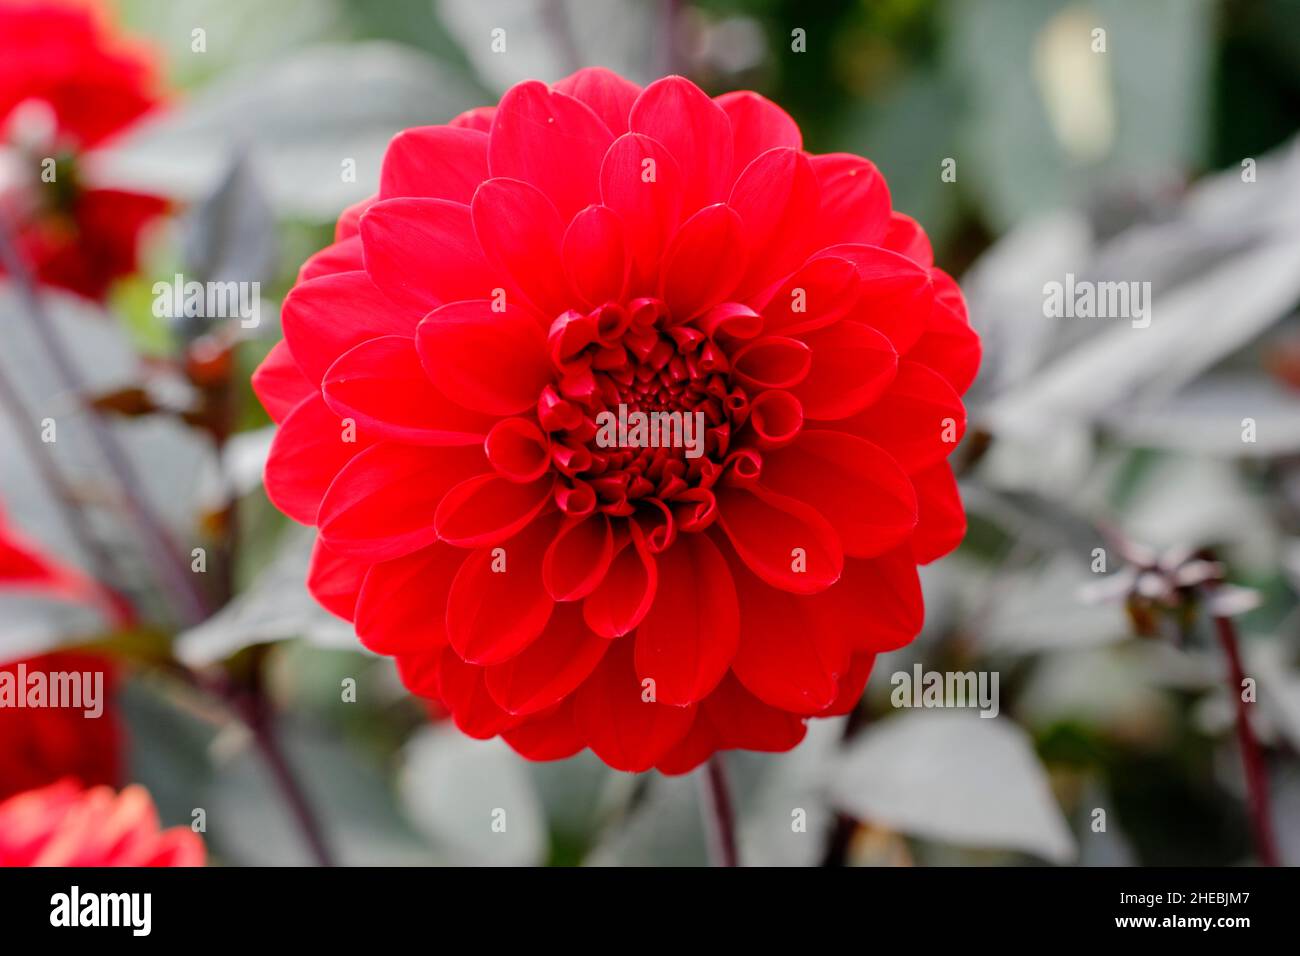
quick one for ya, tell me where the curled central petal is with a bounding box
[254,68,982,775]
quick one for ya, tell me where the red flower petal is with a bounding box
[264,394,373,525]
[815,244,934,354]
[501,699,584,761]
[582,523,658,637]
[251,340,313,423]
[808,153,891,248]
[599,133,683,292]
[629,76,733,216]
[542,512,614,600]
[703,672,807,752]
[816,652,877,716]
[910,461,966,563]
[488,80,613,220]
[553,67,641,135]
[908,268,981,395]
[306,538,369,622]
[659,204,747,320]
[761,431,917,558]
[317,443,484,561]
[415,299,551,416]
[759,256,859,337]
[634,531,739,706]
[791,320,897,419]
[380,125,488,202]
[470,177,571,317]
[714,90,801,183]
[883,211,933,268]
[438,651,521,739]
[434,473,554,549]
[716,483,842,594]
[562,204,628,308]
[359,198,499,312]
[281,270,420,383]
[485,417,551,482]
[728,147,819,295]
[356,543,463,654]
[812,546,924,652]
[297,236,362,283]
[485,602,610,715]
[835,360,966,474]
[451,106,496,131]
[573,637,696,772]
[322,335,494,445]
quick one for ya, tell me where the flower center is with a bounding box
[540,299,743,524]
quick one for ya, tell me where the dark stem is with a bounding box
[699,755,739,867]
[0,212,211,626]
[1212,612,1279,866]
[0,356,123,594]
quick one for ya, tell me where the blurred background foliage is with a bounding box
[3,0,1300,865]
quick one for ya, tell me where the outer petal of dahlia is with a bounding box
[542,512,614,601]
[322,335,494,445]
[629,76,733,216]
[834,360,966,474]
[810,545,924,653]
[813,244,934,354]
[281,270,421,384]
[553,67,642,135]
[251,340,313,423]
[573,637,697,773]
[438,650,522,739]
[488,80,613,219]
[264,394,374,525]
[790,319,897,419]
[728,147,819,296]
[907,268,982,396]
[599,132,684,293]
[634,530,739,707]
[883,211,934,268]
[395,645,444,699]
[705,672,808,752]
[485,602,609,716]
[356,543,462,654]
[471,177,570,317]
[335,196,376,241]
[724,545,849,713]
[501,699,584,761]
[380,125,489,202]
[807,153,891,248]
[816,652,877,716]
[445,515,558,665]
[714,90,801,183]
[317,443,485,561]
[654,717,718,775]
[759,431,917,559]
[562,204,629,309]
[715,483,842,594]
[910,461,967,564]
[660,204,747,320]
[582,523,658,638]
[450,106,496,131]
[359,198,499,311]
[758,257,859,336]
[296,235,363,283]
[306,537,369,622]
[730,335,812,390]
[415,300,551,416]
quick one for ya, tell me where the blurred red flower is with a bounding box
[0,652,121,802]
[254,69,979,772]
[0,0,167,300]
[0,779,204,866]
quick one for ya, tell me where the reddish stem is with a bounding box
[699,755,739,867]
[1213,613,1279,866]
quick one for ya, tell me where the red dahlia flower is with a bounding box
[0,779,204,866]
[0,653,121,802]
[0,0,166,300]
[254,69,980,773]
